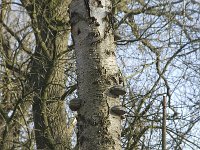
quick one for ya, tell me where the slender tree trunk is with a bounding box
[70,0,125,149]
[21,0,72,149]
[162,96,166,150]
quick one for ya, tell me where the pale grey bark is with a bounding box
[70,0,125,149]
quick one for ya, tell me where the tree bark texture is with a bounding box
[70,0,124,149]
[22,0,72,149]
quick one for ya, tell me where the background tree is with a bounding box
[1,0,75,149]
[20,0,72,149]
[0,0,28,149]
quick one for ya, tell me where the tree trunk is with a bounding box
[70,0,125,149]
[22,0,72,149]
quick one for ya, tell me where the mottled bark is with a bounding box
[70,0,124,149]
[21,0,72,149]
